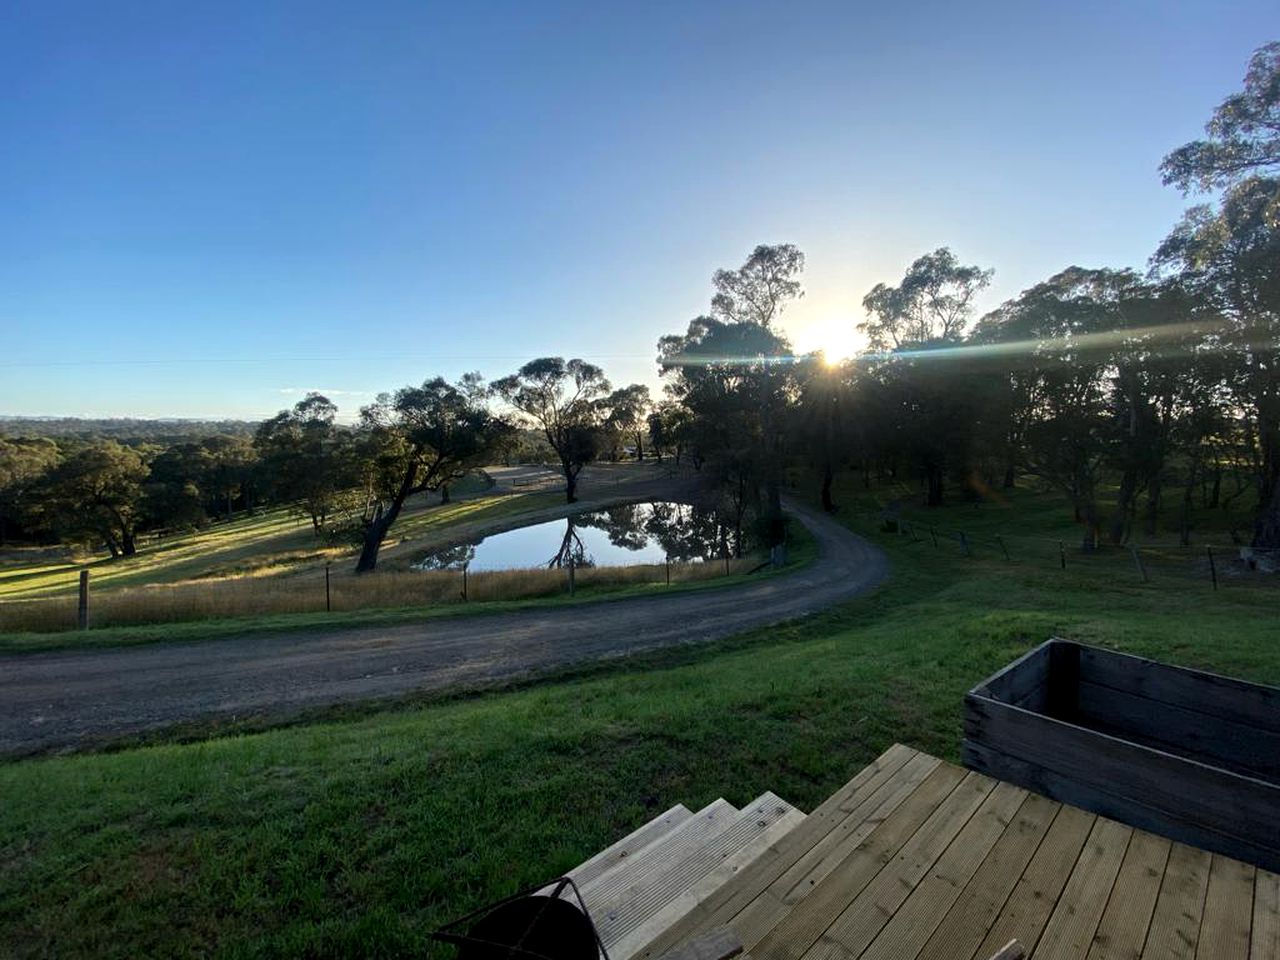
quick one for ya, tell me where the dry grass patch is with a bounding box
[0,558,756,634]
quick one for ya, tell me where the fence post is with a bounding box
[568,557,575,596]
[1059,541,1066,570]
[959,532,971,557]
[462,564,468,601]
[996,535,1010,561]
[325,563,331,612]
[665,556,670,586]
[1130,546,1148,582]
[77,569,90,630]
[1207,546,1218,591]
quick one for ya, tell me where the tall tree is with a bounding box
[33,441,149,557]
[0,437,60,544]
[659,314,797,548]
[860,248,993,351]
[710,244,805,328]
[1155,41,1280,549]
[604,384,652,460]
[685,243,806,545]
[980,268,1122,548]
[254,394,355,534]
[354,375,512,572]
[857,248,993,505]
[494,358,612,504]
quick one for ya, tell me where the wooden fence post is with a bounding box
[77,569,90,630]
[325,563,331,611]
[1207,546,1218,591]
[462,565,468,601]
[568,557,576,596]
[665,557,671,586]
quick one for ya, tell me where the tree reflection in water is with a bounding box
[413,501,752,571]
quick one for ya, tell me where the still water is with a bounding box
[414,501,740,571]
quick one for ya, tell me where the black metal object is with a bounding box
[432,877,610,960]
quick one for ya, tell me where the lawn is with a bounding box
[1,475,1277,957]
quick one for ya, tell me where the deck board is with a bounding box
[915,791,1060,960]
[1085,829,1170,960]
[627,745,1279,960]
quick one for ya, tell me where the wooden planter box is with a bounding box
[962,639,1280,872]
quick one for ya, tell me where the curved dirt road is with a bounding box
[0,500,888,755]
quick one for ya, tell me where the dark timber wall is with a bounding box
[962,638,1280,873]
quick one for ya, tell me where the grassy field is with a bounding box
[0,491,561,602]
[1,476,1277,957]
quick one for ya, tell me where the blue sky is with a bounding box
[0,1,1273,421]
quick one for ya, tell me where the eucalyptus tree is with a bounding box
[793,356,850,511]
[856,248,993,505]
[859,248,993,351]
[1155,41,1280,548]
[0,436,59,544]
[659,315,796,550]
[354,375,513,573]
[494,358,612,503]
[255,394,355,535]
[659,244,805,547]
[979,269,1119,548]
[603,383,651,460]
[32,441,150,557]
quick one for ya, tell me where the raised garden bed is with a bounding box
[962,638,1280,872]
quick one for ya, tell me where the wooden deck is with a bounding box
[633,743,1280,960]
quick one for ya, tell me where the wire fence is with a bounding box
[0,551,766,636]
[847,504,1280,593]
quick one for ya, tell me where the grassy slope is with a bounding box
[2,476,1277,958]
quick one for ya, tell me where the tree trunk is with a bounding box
[1109,468,1139,545]
[1252,476,1280,549]
[121,530,137,557]
[440,484,450,504]
[1181,469,1196,547]
[1002,462,1016,490]
[565,469,578,504]
[634,429,644,461]
[1080,503,1100,553]
[820,459,835,512]
[354,463,420,573]
[1144,474,1162,537]
[225,489,233,521]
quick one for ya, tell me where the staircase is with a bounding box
[550,792,806,960]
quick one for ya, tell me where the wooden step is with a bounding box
[613,805,807,960]
[589,794,804,953]
[579,800,741,908]
[555,804,695,894]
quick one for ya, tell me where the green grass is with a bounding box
[1,474,1277,957]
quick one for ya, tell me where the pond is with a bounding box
[413,501,746,572]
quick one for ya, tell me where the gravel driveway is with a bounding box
[0,499,888,755]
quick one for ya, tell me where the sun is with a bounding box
[808,321,864,365]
